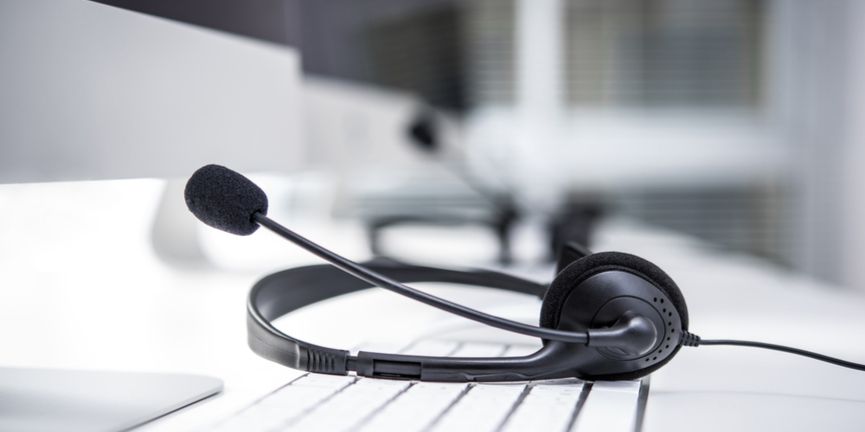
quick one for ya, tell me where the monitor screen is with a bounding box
[0,0,303,183]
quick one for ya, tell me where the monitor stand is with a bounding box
[150,179,212,268]
[0,367,222,432]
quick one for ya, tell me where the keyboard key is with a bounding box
[502,382,585,431]
[214,374,355,431]
[292,373,357,388]
[359,382,469,431]
[208,341,643,432]
[400,340,461,356]
[573,381,641,432]
[430,383,528,431]
[284,377,409,430]
[450,342,509,357]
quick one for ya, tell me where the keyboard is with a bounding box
[209,340,647,432]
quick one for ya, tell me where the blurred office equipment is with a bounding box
[0,0,304,260]
[0,369,220,432]
[291,0,784,267]
[359,109,520,264]
[0,0,304,429]
[308,0,865,294]
[463,0,865,292]
[91,0,865,289]
[549,197,604,260]
[463,0,786,256]
[0,0,302,182]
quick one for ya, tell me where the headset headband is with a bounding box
[247,259,546,375]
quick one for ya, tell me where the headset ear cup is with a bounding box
[539,251,689,380]
[540,251,688,332]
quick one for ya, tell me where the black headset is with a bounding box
[185,164,865,382]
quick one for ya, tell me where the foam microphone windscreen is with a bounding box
[407,112,438,153]
[184,164,268,235]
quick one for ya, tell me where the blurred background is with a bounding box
[2,0,865,289]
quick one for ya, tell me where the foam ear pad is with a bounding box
[540,251,688,331]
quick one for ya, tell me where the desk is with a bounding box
[1,180,864,431]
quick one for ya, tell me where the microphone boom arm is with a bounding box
[252,212,591,344]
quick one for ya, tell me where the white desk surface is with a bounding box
[1,179,864,431]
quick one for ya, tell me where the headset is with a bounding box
[185,164,865,382]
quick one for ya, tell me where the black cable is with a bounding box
[684,332,865,372]
[252,212,590,344]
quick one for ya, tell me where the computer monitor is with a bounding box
[0,0,303,183]
[0,0,304,428]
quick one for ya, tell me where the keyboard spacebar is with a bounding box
[431,383,528,431]
[287,378,410,431]
[358,382,469,431]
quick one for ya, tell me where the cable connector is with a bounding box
[681,331,701,347]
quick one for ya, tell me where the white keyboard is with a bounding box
[209,340,647,432]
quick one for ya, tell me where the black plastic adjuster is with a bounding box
[305,348,349,375]
[354,352,423,380]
